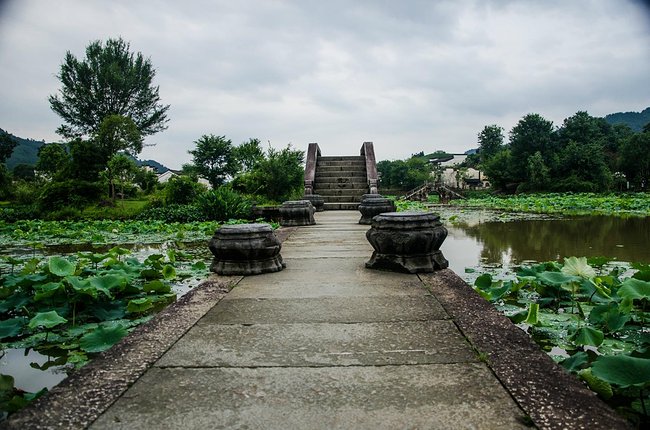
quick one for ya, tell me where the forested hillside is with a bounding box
[1,129,46,170]
[605,107,650,132]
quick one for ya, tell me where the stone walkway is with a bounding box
[89,211,529,429]
[6,211,629,429]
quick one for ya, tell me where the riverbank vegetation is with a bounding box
[473,257,650,427]
[450,192,650,217]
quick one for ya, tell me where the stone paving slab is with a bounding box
[90,364,530,430]
[209,295,448,324]
[156,320,477,368]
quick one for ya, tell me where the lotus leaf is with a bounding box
[577,368,613,399]
[525,303,539,325]
[588,303,630,333]
[0,318,26,339]
[48,256,76,277]
[127,297,153,313]
[33,282,65,301]
[618,278,650,302]
[592,355,650,388]
[572,326,604,347]
[162,265,176,280]
[536,271,579,287]
[79,324,127,353]
[560,351,589,372]
[28,311,67,330]
[143,280,171,294]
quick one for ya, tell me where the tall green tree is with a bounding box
[94,115,143,162]
[619,130,650,190]
[188,135,238,188]
[509,113,556,183]
[0,130,17,164]
[49,37,169,139]
[36,143,70,179]
[234,138,264,172]
[105,154,138,199]
[477,125,504,165]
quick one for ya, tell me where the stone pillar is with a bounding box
[280,200,316,226]
[365,211,448,273]
[358,194,396,224]
[302,194,325,212]
[209,223,285,275]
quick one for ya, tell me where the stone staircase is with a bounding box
[313,156,368,210]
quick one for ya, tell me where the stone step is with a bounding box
[314,176,367,184]
[317,161,366,168]
[323,202,360,210]
[318,156,364,162]
[315,188,367,197]
[313,182,367,190]
[315,170,366,179]
[316,165,367,173]
[319,195,365,203]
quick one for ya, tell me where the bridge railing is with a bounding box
[304,142,321,195]
[360,142,378,194]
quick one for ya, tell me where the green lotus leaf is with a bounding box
[618,278,650,302]
[633,270,650,282]
[474,274,492,290]
[79,324,128,353]
[592,355,650,388]
[33,282,65,301]
[578,368,613,399]
[560,351,589,372]
[88,275,124,298]
[572,326,604,347]
[162,265,176,280]
[0,374,15,392]
[28,311,68,330]
[536,271,579,287]
[143,280,171,294]
[48,256,76,277]
[65,276,97,299]
[191,261,207,271]
[588,303,630,333]
[562,256,596,279]
[525,303,539,325]
[127,297,153,313]
[0,318,26,339]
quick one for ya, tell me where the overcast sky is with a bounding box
[1,0,649,169]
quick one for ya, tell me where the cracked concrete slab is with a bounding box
[90,364,531,430]
[156,320,476,368]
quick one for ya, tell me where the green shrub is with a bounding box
[38,180,104,210]
[163,176,206,205]
[43,206,83,220]
[195,186,252,221]
[12,180,42,206]
[0,206,40,222]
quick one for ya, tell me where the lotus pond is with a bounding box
[0,218,277,418]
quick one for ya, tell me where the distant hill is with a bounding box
[604,107,650,132]
[1,129,46,170]
[2,128,171,173]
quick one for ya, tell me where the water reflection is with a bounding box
[444,214,650,275]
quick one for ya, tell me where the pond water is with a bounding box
[430,207,650,279]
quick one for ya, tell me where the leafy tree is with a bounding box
[0,165,11,200]
[36,143,70,179]
[106,154,138,199]
[67,139,106,182]
[133,167,159,194]
[483,149,514,191]
[509,113,556,182]
[248,145,304,202]
[49,37,169,139]
[526,151,550,191]
[164,175,206,205]
[234,138,264,172]
[12,164,36,181]
[188,135,238,188]
[377,157,431,190]
[0,131,17,164]
[477,125,504,165]
[619,131,650,190]
[94,115,143,163]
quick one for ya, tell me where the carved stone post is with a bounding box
[209,223,285,275]
[365,211,448,273]
[358,194,396,224]
[280,200,316,226]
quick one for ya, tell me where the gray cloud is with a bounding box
[1,0,649,168]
